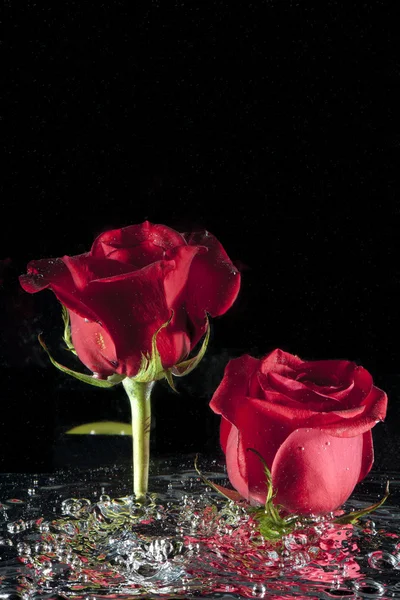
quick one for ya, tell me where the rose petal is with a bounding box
[306,386,388,437]
[220,415,232,455]
[224,423,250,501]
[358,430,374,482]
[69,313,118,377]
[260,372,343,412]
[19,257,71,293]
[91,221,185,263]
[62,254,134,290]
[209,355,261,420]
[19,256,102,324]
[98,241,165,269]
[297,359,357,387]
[81,260,184,376]
[271,428,365,514]
[183,231,241,323]
[343,365,374,409]
[260,349,303,378]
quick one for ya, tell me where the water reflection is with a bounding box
[0,457,399,599]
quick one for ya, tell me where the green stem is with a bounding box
[122,379,154,502]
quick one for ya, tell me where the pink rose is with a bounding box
[210,349,387,514]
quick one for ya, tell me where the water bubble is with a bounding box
[0,536,13,546]
[352,579,386,597]
[34,542,52,554]
[252,582,266,597]
[61,497,91,517]
[7,519,26,533]
[38,520,50,532]
[283,533,308,551]
[368,550,399,570]
[146,538,184,562]
[16,542,31,556]
[41,560,53,575]
[265,550,279,566]
[286,550,311,569]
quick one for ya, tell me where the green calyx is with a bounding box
[246,449,391,538]
[38,334,124,388]
[246,449,298,541]
[39,306,210,389]
[61,304,77,355]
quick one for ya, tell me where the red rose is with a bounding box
[210,349,387,515]
[19,221,240,378]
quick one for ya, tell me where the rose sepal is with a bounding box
[38,334,124,388]
[332,481,390,525]
[194,453,297,541]
[61,304,77,355]
[194,454,243,503]
[246,449,298,541]
[131,313,174,384]
[171,314,210,378]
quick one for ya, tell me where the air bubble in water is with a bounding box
[39,520,50,532]
[34,542,52,554]
[7,519,26,533]
[146,538,184,562]
[283,533,308,551]
[16,542,31,556]
[352,579,385,597]
[368,551,399,570]
[252,582,266,597]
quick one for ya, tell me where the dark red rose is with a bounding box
[210,349,387,515]
[19,222,240,378]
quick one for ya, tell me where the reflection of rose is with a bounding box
[19,222,240,378]
[190,519,361,599]
[210,349,387,514]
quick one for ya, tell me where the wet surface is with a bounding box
[0,456,399,599]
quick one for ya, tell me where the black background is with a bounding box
[2,2,397,474]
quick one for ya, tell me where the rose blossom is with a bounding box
[20,221,240,378]
[210,349,387,514]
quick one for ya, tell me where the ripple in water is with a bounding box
[0,462,399,599]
